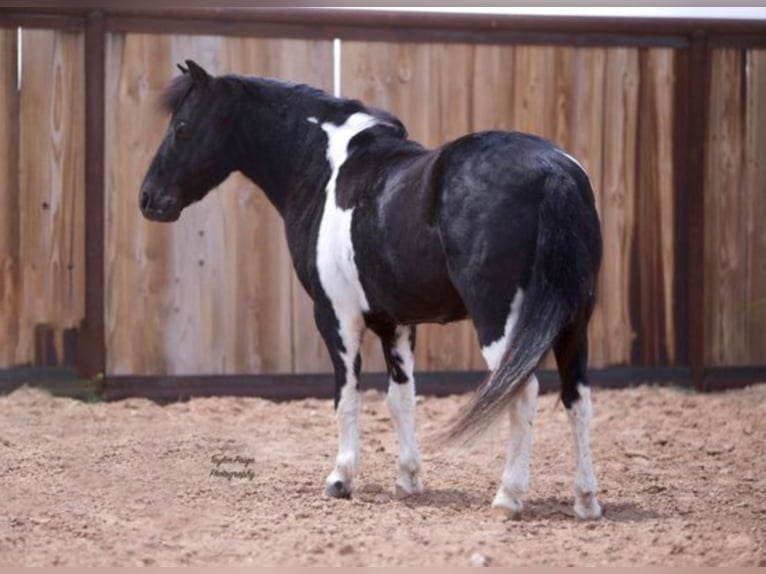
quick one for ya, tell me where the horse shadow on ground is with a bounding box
[354,483,488,509]
[523,496,662,523]
[354,485,661,523]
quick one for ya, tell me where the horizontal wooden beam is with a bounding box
[102,10,690,47]
[0,12,84,31]
[1,8,764,48]
[702,367,766,392]
[101,367,693,402]
[4,365,760,403]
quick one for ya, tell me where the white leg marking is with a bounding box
[492,374,539,519]
[315,113,380,497]
[567,384,602,519]
[480,288,524,372]
[325,315,364,497]
[384,326,423,497]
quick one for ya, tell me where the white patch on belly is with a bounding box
[481,288,524,371]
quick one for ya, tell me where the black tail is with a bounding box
[437,169,601,446]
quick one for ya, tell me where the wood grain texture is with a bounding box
[745,50,766,364]
[105,33,332,375]
[105,32,174,375]
[705,49,766,366]
[598,48,640,367]
[635,48,677,366]
[704,50,748,366]
[18,29,85,366]
[0,29,20,367]
[570,48,608,367]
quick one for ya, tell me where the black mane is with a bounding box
[158,71,408,139]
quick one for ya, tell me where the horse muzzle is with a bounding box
[139,187,182,222]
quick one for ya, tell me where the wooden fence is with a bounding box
[0,8,764,399]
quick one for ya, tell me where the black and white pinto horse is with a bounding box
[140,60,604,520]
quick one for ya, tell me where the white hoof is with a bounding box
[574,492,602,520]
[492,489,524,520]
[394,473,423,498]
[324,468,354,499]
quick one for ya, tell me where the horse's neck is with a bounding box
[232,81,337,217]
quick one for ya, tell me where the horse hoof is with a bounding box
[491,491,524,520]
[395,475,423,498]
[324,480,352,499]
[574,493,602,520]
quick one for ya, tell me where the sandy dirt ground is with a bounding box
[0,382,763,566]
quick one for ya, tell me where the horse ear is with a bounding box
[176,63,188,75]
[185,59,210,85]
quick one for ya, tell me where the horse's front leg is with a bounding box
[314,301,365,499]
[379,324,423,497]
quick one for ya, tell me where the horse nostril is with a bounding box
[139,190,151,211]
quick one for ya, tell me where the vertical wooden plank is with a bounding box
[471,44,515,133]
[552,46,575,149]
[105,32,174,375]
[704,49,747,366]
[512,45,553,137]
[0,29,20,367]
[18,28,85,366]
[570,48,608,367]
[635,48,677,366]
[744,49,766,364]
[599,47,640,366]
[105,33,332,376]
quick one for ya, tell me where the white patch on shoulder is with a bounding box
[556,148,588,177]
[316,112,378,319]
[481,288,524,371]
[307,116,319,124]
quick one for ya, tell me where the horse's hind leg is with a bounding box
[492,374,539,519]
[375,322,423,497]
[554,325,602,520]
[474,289,539,519]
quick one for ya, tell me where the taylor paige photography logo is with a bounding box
[209,454,255,482]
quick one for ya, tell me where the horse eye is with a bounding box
[175,120,190,140]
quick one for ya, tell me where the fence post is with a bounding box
[687,29,708,392]
[78,10,106,387]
